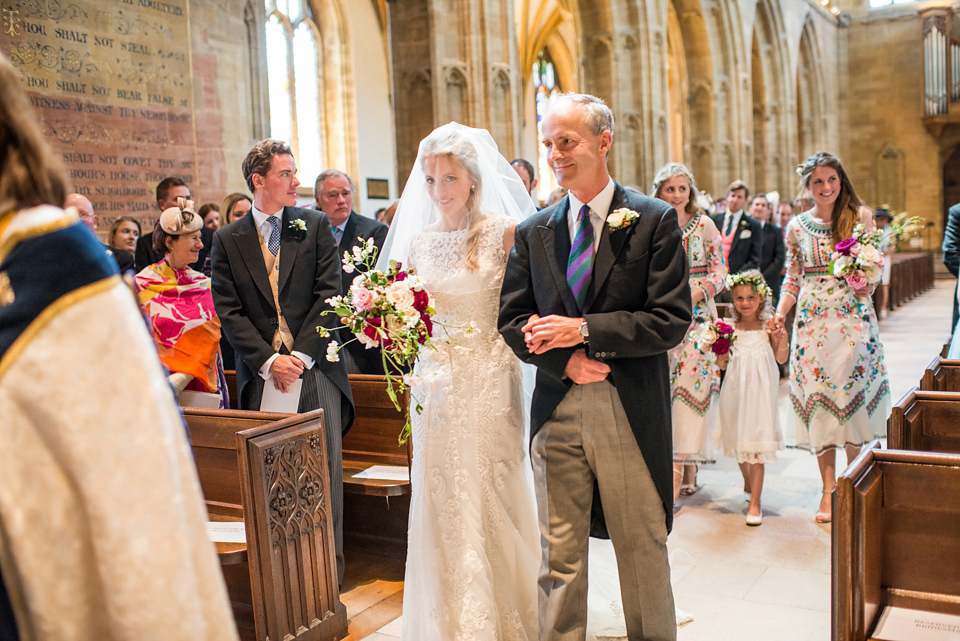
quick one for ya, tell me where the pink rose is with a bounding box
[351,287,374,312]
[845,271,867,291]
[848,242,862,257]
[715,321,734,336]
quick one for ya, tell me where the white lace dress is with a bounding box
[718,328,784,463]
[403,215,540,641]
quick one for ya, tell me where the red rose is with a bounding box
[418,314,433,344]
[413,289,429,313]
[712,337,731,355]
[714,322,734,336]
[394,270,408,282]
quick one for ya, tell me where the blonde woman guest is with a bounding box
[772,152,891,524]
[653,163,726,501]
[220,192,252,225]
[107,215,141,254]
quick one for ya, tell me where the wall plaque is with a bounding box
[1,0,199,232]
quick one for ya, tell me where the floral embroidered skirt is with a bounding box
[788,276,891,454]
[669,309,721,464]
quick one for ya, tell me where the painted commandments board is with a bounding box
[1,0,197,232]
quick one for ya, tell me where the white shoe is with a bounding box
[746,511,762,526]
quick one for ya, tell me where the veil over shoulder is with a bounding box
[376,122,536,270]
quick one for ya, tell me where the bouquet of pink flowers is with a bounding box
[693,319,735,356]
[318,238,436,440]
[829,223,885,291]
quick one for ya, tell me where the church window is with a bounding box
[533,48,560,203]
[264,0,323,186]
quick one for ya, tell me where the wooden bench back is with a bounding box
[183,408,347,641]
[343,374,411,466]
[887,387,960,453]
[834,445,960,641]
[921,356,960,392]
[186,407,291,507]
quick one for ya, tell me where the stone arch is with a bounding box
[797,17,828,162]
[444,66,470,125]
[490,67,514,157]
[751,0,795,193]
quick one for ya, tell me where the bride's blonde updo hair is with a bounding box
[420,128,485,270]
[797,151,863,245]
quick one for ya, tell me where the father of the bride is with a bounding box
[499,93,691,641]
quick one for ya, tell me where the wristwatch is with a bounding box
[579,318,589,343]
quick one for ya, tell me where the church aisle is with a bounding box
[350,280,955,641]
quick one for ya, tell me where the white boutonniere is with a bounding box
[607,208,639,231]
[739,229,752,239]
[289,219,307,232]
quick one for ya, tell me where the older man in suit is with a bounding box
[499,93,690,641]
[314,169,388,374]
[211,140,354,583]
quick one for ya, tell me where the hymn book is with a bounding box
[869,606,960,640]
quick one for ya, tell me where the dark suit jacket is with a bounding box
[210,206,354,433]
[759,222,785,302]
[335,212,389,374]
[103,244,135,274]
[943,203,960,327]
[136,226,214,274]
[498,184,692,533]
[711,211,762,274]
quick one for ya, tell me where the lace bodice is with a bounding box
[409,215,513,352]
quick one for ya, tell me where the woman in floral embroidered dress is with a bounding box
[772,152,890,523]
[653,163,727,501]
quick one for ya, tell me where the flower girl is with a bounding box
[716,270,789,526]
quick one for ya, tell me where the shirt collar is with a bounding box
[568,178,616,221]
[251,205,282,231]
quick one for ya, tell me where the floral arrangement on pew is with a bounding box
[317,238,435,442]
[692,318,736,356]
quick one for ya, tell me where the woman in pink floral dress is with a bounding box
[772,152,890,523]
[653,163,727,501]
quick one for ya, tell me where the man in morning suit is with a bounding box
[750,193,785,304]
[711,180,762,302]
[499,93,691,641]
[210,139,354,583]
[135,177,215,273]
[314,169,388,374]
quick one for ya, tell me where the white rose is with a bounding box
[325,340,340,363]
[833,255,853,275]
[385,313,406,335]
[861,262,881,284]
[858,244,881,265]
[607,212,625,227]
[385,281,415,310]
[700,326,718,345]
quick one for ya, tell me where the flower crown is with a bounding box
[725,271,772,302]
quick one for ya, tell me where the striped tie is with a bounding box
[567,204,594,311]
[267,216,280,256]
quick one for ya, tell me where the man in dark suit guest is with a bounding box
[711,180,762,302]
[314,169,388,374]
[135,177,214,274]
[67,192,135,273]
[211,140,354,583]
[943,203,960,329]
[749,193,785,303]
[511,158,540,209]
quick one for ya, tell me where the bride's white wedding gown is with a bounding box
[402,214,690,640]
[404,215,540,641]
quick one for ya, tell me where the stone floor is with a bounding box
[354,279,956,641]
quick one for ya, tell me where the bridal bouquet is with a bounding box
[693,319,735,356]
[829,224,885,290]
[318,238,435,441]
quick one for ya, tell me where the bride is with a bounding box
[380,123,540,640]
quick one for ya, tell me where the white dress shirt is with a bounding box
[722,209,743,236]
[567,178,616,253]
[250,205,315,379]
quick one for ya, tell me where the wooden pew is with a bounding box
[833,445,960,641]
[185,407,347,641]
[342,374,412,554]
[887,387,960,452]
[922,355,960,392]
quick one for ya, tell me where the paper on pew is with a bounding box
[352,465,410,481]
[870,606,960,640]
[260,378,303,413]
[206,521,246,544]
